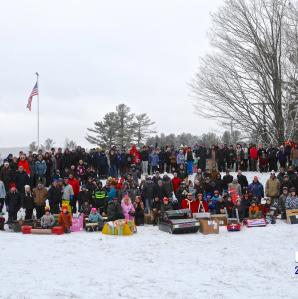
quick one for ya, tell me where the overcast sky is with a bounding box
[0,0,224,148]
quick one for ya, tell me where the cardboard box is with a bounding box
[286,209,298,224]
[211,214,227,226]
[199,219,219,235]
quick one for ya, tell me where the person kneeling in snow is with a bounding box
[58,204,72,233]
[41,207,55,228]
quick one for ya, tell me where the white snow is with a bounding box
[1,171,298,299]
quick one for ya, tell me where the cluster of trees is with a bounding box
[191,0,298,145]
[86,104,156,148]
[146,130,242,148]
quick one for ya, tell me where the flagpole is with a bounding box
[36,72,40,149]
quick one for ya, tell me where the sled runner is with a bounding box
[159,209,200,234]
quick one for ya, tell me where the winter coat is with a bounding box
[265,178,280,197]
[88,212,103,223]
[107,186,117,202]
[237,175,248,191]
[291,148,298,160]
[176,153,185,165]
[68,178,80,196]
[0,181,6,198]
[278,150,287,164]
[285,195,298,209]
[141,181,157,199]
[5,191,22,212]
[107,201,124,221]
[22,192,34,209]
[149,153,159,167]
[121,201,135,220]
[62,184,74,201]
[33,187,48,207]
[35,160,47,176]
[18,160,30,175]
[248,182,264,198]
[228,183,242,196]
[162,176,173,197]
[249,205,261,219]
[222,174,233,190]
[14,171,30,193]
[249,147,258,160]
[58,212,72,230]
[172,177,182,193]
[41,214,55,228]
[48,186,62,209]
[0,167,13,190]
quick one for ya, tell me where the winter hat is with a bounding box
[290,187,296,193]
[91,208,97,213]
[270,171,276,176]
[62,204,68,210]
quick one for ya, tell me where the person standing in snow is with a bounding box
[248,176,264,202]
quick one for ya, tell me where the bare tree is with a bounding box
[29,141,38,152]
[44,138,55,151]
[64,138,77,150]
[191,0,298,144]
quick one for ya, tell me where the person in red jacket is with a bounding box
[249,145,258,171]
[67,173,80,213]
[172,172,182,195]
[18,154,30,175]
[181,193,200,214]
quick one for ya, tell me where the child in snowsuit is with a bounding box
[249,201,262,219]
[58,204,72,233]
[41,207,55,228]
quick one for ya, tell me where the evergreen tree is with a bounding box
[115,104,135,148]
[133,113,156,147]
[86,112,118,148]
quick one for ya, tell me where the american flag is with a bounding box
[26,81,38,111]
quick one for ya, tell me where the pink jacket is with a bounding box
[121,202,135,220]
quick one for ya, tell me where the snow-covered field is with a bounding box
[1,172,298,299]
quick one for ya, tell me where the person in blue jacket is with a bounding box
[209,190,221,214]
[149,150,160,173]
[247,176,264,202]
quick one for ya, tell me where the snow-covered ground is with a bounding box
[1,171,298,299]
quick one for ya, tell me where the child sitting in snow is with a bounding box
[40,207,55,228]
[58,204,72,233]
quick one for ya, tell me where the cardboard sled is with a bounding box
[102,220,135,236]
[246,218,267,227]
[286,209,298,224]
[31,228,52,235]
[21,225,32,234]
[199,219,219,235]
[52,226,64,235]
[211,214,228,226]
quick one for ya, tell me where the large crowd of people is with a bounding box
[1,142,298,232]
